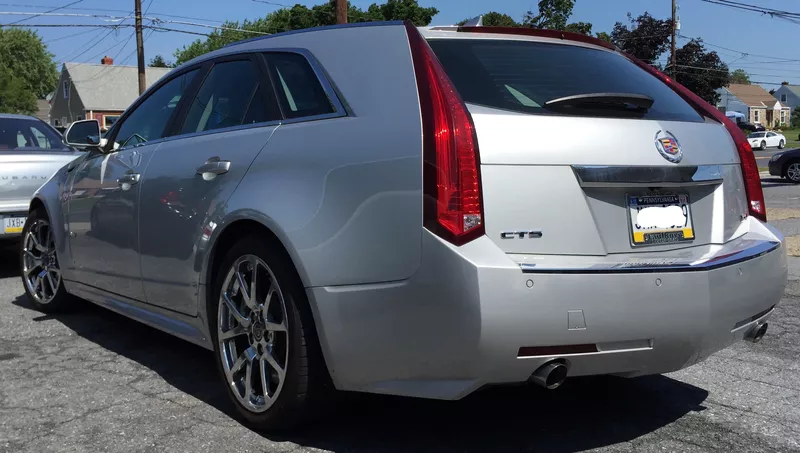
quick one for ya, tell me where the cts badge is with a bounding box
[654,130,683,163]
[501,230,543,239]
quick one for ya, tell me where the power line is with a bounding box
[6,0,82,25]
[0,2,224,24]
[699,0,800,19]
[43,26,100,43]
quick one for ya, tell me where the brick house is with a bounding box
[716,83,792,128]
[49,56,171,131]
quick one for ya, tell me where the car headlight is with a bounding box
[770,152,783,162]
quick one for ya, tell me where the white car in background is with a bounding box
[748,131,786,150]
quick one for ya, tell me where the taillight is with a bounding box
[626,57,767,222]
[405,22,485,245]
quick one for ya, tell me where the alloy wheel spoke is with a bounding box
[219,324,246,341]
[244,358,254,401]
[46,271,57,293]
[264,318,287,333]
[235,270,253,309]
[263,348,285,381]
[260,357,271,400]
[222,292,250,328]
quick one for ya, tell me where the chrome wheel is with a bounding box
[22,219,61,305]
[218,255,289,413]
[787,162,800,182]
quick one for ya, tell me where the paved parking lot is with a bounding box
[1,179,799,453]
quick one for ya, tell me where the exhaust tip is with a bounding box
[529,361,568,390]
[745,322,768,344]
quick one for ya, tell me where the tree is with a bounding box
[729,69,751,85]
[458,11,519,27]
[595,31,612,43]
[0,28,58,99]
[610,12,672,64]
[791,108,800,127]
[521,0,592,34]
[0,65,36,114]
[675,39,728,104]
[174,0,438,65]
[149,54,172,68]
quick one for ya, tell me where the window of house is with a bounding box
[181,59,279,134]
[114,69,198,149]
[63,81,69,99]
[781,110,786,123]
[267,53,335,119]
[781,94,787,102]
[754,110,760,122]
[104,115,120,128]
[53,119,61,127]
[76,115,83,121]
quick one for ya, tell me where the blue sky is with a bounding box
[19,0,800,88]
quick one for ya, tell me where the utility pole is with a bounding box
[134,0,146,95]
[670,0,677,80]
[335,0,347,24]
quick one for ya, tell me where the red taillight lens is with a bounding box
[625,57,766,222]
[405,22,484,245]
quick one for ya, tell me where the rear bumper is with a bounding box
[308,218,787,400]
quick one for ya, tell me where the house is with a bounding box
[34,99,50,123]
[772,83,800,117]
[716,83,792,128]
[49,56,171,131]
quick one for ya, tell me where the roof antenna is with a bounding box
[462,15,483,27]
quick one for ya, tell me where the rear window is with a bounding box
[427,39,703,122]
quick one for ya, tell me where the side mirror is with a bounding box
[64,120,101,148]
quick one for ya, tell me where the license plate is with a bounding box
[3,216,25,234]
[628,194,694,246]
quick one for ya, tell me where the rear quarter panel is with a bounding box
[216,24,423,287]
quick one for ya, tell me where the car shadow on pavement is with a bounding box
[11,293,709,453]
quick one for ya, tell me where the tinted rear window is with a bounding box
[427,39,703,122]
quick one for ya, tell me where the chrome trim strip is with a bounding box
[519,240,780,274]
[572,165,724,188]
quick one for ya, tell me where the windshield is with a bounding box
[749,132,766,138]
[427,39,703,122]
[0,117,70,151]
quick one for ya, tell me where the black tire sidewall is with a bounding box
[779,140,785,149]
[19,208,70,312]
[208,235,313,430]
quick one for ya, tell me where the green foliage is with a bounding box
[0,28,58,99]
[792,109,800,127]
[0,65,37,115]
[149,54,173,68]
[521,0,591,34]
[174,0,438,65]
[595,31,612,42]
[729,69,751,85]
[610,12,672,62]
[675,39,728,105]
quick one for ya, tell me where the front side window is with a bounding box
[749,132,765,138]
[114,69,198,149]
[767,132,776,137]
[180,59,279,134]
[267,53,335,119]
[0,118,69,151]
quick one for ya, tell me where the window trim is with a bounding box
[259,48,347,125]
[104,63,205,151]
[781,94,787,102]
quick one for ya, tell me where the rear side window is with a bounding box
[266,53,334,119]
[181,59,280,134]
[427,39,703,122]
[0,118,68,151]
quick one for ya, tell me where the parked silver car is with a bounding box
[0,114,83,241]
[21,22,788,430]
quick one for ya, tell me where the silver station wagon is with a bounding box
[21,21,788,430]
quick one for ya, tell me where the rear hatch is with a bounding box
[0,151,81,212]
[427,36,748,256]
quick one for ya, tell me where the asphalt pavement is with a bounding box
[1,179,799,452]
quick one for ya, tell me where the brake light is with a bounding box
[405,22,485,245]
[625,57,767,222]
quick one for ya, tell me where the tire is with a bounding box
[760,140,767,150]
[785,160,800,184]
[778,140,785,149]
[19,208,72,313]
[209,234,329,431]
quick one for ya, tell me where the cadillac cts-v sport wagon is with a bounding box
[21,21,788,430]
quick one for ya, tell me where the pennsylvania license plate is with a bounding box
[2,216,25,234]
[628,194,694,246]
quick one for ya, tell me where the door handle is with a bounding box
[117,173,140,186]
[196,157,231,177]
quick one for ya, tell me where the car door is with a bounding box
[766,132,777,147]
[66,68,200,300]
[138,54,282,314]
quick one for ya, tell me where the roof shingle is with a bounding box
[64,63,172,111]
[726,83,782,107]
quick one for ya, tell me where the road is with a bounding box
[1,180,799,452]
